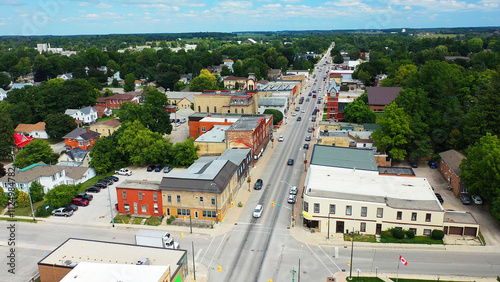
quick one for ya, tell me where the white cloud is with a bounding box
[85,13,100,18]
[79,2,90,7]
[96,3,113,9]
[324,0,362,7]
[78,10,87,13]
[218,1,253,9]
[0,22,6,25]
[0,0,24,6]
[403,5,412,10]
[111,0,205,7]
[263,3,282,8]
[282,0,300,2]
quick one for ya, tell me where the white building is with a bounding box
[14,122,50,139]
[65,106,98,125]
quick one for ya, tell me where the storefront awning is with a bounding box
[302,211,313,219]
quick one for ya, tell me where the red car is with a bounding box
[72,198,89,206]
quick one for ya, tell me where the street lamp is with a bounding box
[107,182,115,227]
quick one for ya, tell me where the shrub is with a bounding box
[35,204,51,217]
[431,229,445,240]
[391,228,405,239]
[405,230,415,239]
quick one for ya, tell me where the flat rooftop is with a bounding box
[195,125,229,143]
[60,261,169,282]
[306,166,442,211]
[118,180,161,190]
[39,238,186,270]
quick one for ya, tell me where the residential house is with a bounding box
[38,238,187,282]
[165,91,196,110]
[63,128,100,150]
[0,88,8,101]
[223,59,234,70]
[366,87,402,112]
[300,145,478,237]
[223,76,247,90]
[64,106,98,125]
[439,150,467,196]
[14,122,49,139]
[57,148,91,167]
[116,180,162,215]
[0,163,96,194]
[159,152,247,222]
[243,38,257,44]
[134,80,143,88]
[90,118,122,137]
[179,73,193,85]
[95,93,140,110]
[56,73,73,80]
[14,133,33,148]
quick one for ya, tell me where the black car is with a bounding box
[65,204,79,212]
[75,192,93,201]
[297,117,302,121]
[435,193,444,204]
[287,159,294,165]
[147,165,156,172]
[154,165,163,172]
[106,176,119,182]
[304,144,309,149]
[86,186,101,193]
[98,178,113,186]
[460,194,472,205]
[254,179,263,190]
[94,182,107,189]
[311,117,317,122]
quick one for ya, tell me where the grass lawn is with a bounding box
[78,172,116,192]
[343,233,377,243]
[390,279,457,282]
[133,217,143,224]
[0,216,38,223]
[346,277,384,282]
[96,116,117,122]
[380,236,443,244]
[113,214,131,224]
[13,200,45,217]
[145,216,162,226]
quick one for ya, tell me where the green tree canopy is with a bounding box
[44,113,78,140]
[45,184,79,209]
[0,113,14,159]
[371,103,413,160]
[171,138,199,167]
[190,69,217,92]
[124,73,136,92]
[29,181,45,202]
[342,99,376,124]
[14,139,58,168]
[263,109,283,125]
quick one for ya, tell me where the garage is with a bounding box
[448,226,463,235]
[464,227,478,236]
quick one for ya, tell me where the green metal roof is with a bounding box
[310,145,378,171]
[19,163,48,172]
[362,123,381,131]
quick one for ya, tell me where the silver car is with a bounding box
[52,207,74,217]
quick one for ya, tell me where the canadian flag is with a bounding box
[399,255,408,266]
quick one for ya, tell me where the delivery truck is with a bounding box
[135,229,180,249]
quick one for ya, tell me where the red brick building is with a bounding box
[227,115,273,158]
[116,180,163,216]
[95,93,140,110]
[439,150,467,196]
[326,80,343,121]
[366,87,402,112]
[189,113,240,139]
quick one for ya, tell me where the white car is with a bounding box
[287,194,297,204]
[301,109,306,113]
[52,207,73,217]
[278,135,284,142]
[289,186,298,195]
[471,195,483,205]
[253,204,263,218]
[292,112,297,116]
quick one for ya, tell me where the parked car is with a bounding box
[471,195,483,205]
[175,122,181,127]
[86,186,101,193]
[163,166,173,173]
[253,204,263,218]
[147,165,156,172]
[303,144,309,149]
[154,165,163,172]
[254,179,263,190]
[52,207,73,217]
[72,198,89,206]
[307,127,313,133]
[287,194,297,204]
[180,118,187,123]
[410,161,418,168]
[459,194,472,205]
[278,135,284,142]
[289,186,298,195]
[311,117,317,122]
[297,117,302,121]
[75,193,93,201]
[435,193,444,204]
[98,178,113,186]
[106,176,119,182]
[93,183,107,189]
[305,136,311,141]
[428,160,437,169]
[115,168,132,176]
[65,204,78,212]
[287,159,294,165]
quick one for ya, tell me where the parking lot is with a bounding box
[402,160,500,246]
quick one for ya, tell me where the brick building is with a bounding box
[95,93,141,110]
[194,90,259,115]
[439,149,467,196]
[227,115,273,158]
[116,180,163,215]
[366,87,402,112]
[189,113,240,139]
[62,128,100,150]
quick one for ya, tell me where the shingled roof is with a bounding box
[63,128,100,140]
[366,87,402,106]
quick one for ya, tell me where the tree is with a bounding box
[29,181,45,202]
[263,109,283,125]
[89,130,127,174]
[44,113,77,140]
[190,69,217,92]
[0,72,11,90]
[13,139,58,168]
[342,99,376,123]
[220,65,232,76]
[0,113,14,159]
[117,121,169,166]
[0,187,8,206]
[0,163,5,178]
[459,133,500,201]
[123,73,136,92]
[16,190,30,208]
[371,103,413,160]
[276,56,289,74]
[45,184,79,209]
[171,138,199,167]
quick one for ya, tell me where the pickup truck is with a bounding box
[115,168,132,176]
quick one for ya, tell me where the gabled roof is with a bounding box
[63,128,101,140]
[14,133,33,147]
[224,76,246,81]
[65,106,96,116]
[310,145,378,171]
[15,122,46,133]
[366,87,402,106]
[439,149,466,176]
[92,118,121,127]
[64,148,90,161]
[104,94,138,100]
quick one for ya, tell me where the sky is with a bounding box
[0,0,499,36]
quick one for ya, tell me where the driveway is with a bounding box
[404,161,500,246]
[50,141,66,154]
[167,109,193,144]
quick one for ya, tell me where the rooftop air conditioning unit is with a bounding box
[136,257,150,265]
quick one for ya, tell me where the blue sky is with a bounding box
[0,0,499,36]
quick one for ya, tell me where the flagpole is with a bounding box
[396,255,400,282]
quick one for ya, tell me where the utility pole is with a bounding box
[192,242,196,282]
[349,228,354,279]
[189,213,192,234]
[107,182,115,227]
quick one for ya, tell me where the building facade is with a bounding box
[439,149,467,196]
[90,118,122,137]
[63,128,100,150]
[116,180,163,216]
